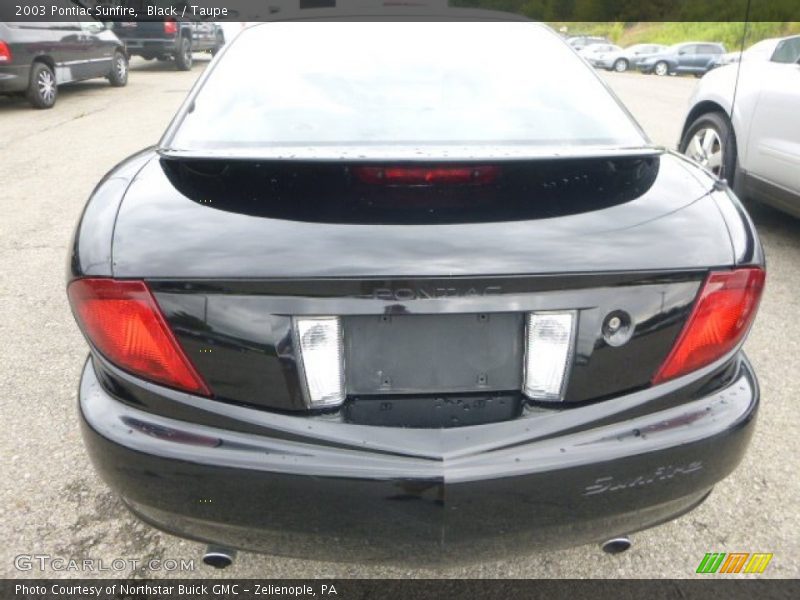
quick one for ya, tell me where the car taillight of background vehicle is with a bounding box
[352,165,501,186]
[164,20,178,35]
[652,268,765,384]
[0,41,12,64]
[67,279,211,396]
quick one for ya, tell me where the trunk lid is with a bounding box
[112,151,731,278]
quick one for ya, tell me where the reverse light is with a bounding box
[352,165,500,186]
[164,20,178,35]
[652,268,765,384]
[523,312,576,402]
[294,317,345,408]
[0,41,12,64]
[67,279,210,396]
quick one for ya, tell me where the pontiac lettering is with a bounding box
[372,286,502,301]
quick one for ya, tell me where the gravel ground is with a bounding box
[0,58,797,579]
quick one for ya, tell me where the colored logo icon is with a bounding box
[696,553,773,574]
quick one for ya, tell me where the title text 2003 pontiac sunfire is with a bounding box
[68,18,764,564]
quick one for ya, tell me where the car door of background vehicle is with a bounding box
[78,21,114,80]
[48,22,84,84]
[745,39,800,194]
[675,44,697,73]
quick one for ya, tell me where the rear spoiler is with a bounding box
[156,144,664,163]
[157,150,665,225]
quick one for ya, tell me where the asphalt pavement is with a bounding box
[0,59,797,579]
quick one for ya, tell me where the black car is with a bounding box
[0,21,127,108]
[111,7,224,71]
[638,42,726,76]
[68,19,765,565]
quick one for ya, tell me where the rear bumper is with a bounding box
[0,65,30,93]
[79,354,758,564]
[119,39,179,57]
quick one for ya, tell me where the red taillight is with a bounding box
[352,165,500,186]
[652,268,765,384]
[164,20,178,35]
[0,41,12,64]
[68,279,211,396]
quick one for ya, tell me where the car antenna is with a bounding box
[728,0,752,168]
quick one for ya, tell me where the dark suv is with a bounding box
[112,8,224,71]
[638,42,726,76]
[0,21,127,109]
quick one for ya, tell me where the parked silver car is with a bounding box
[679,35,800,216]
[579,43,622,67]
[593,43,669,72]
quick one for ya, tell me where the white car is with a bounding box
[596,43,669,72]
[578,43,621,65]
[679,34,800,216]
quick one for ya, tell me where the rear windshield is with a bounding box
[165,22,647,155]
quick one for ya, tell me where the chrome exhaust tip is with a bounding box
[202,545,237,569]
[601,536,632,554]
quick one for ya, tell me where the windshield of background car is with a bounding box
[771,37,800,63]
[165,22,647,155]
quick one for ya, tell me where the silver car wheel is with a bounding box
[38,69,55,104]
[654,62,668,76]
[687,127,723,175]
[116,56,127,80]
[614,59,627,72]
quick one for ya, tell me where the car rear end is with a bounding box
[68,21,764,563]
[112,19,181,59]
[0,22,31,95]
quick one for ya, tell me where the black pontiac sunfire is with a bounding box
[68,17,765,565]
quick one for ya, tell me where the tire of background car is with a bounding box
[175,36,193,71]
[107,51,129,87]
[654,61,669,76]
[679,111,738,182]
[613,58,628,72]
[26,62,57,109]
[210,32,225,57]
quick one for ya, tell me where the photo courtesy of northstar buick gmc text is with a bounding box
[66,16,765,566]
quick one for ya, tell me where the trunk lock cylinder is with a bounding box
[602,311,634,347]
